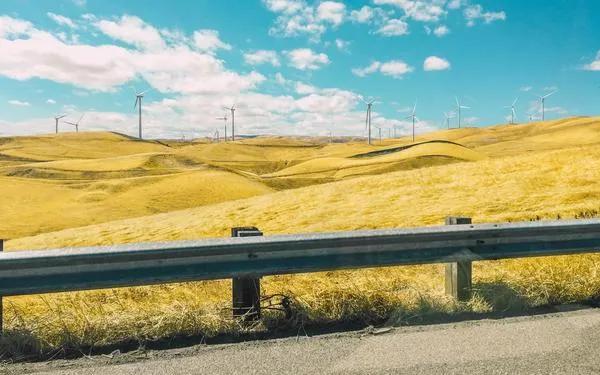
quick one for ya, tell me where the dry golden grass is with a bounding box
[2,117,600,359]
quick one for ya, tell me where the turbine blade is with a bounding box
[412,99,417,115]
[455,96,460,106]
[512,97,519,106]
[543,90,556,99]
[139,88,152,96]
[461,105,471,109]
[134,97,139,109]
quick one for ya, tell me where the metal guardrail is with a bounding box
[1,217,600,325]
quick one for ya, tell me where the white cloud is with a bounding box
[274,72,288,85]
[47,99,57,104]
[284,48,329,70]
[263,0,348,42]
[583,52,600,71]
[374,0,446,22]
[47,13,77,29]
[0,15,262,94]
[262,0,304,14]
[433,25,449,36]
[8,99,30,106]
[423,56,451,71]
[447,0,464,9]
[0,15,32,37]
[376,18,409,36]
[545,106,568,115]
[72,0,86,6]
[464,4,506,27]
[349,6,374,23]
[463,116,479,125]
[192,29,232,53]
[244,50,280,66]
[520,86,533,92]
[265,2,326,42]
[353,60,413,79]
[94,15,165,50]
[352,61,381,77]
[335,38,350,51]
[316,1,346,26]
[295,82,318,94]
[380,60,414,78]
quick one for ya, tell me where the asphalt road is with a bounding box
[9,306,600,375]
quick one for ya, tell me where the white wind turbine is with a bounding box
[536,90,557,121]
[405,100,419,142]
[360,96,375,145]
[133,87,151,139]
[222,100,237,141]
[455,97,471,128]
[54,114,67,134]
[374,125,383,144]
[504,97,518,124]
[443,111,455,129]
[63,113,85,133]
[216,113,228,142]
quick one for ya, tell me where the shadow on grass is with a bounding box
[2,281,599,363]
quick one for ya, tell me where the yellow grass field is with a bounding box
[2,117,600,358]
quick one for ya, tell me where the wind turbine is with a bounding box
[374,125,383,144]
[443,112,455,129]
[133,88,151,139]
[405,100,419,142]
[360,96,375,145]
[536,90,556,121]
[222,101,237,141]
[216,113,228,142]
[504,97,518,124]
[63,113,85,133]
[455,97,470,128]
[54,114,67,134]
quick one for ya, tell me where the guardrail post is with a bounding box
[445,217,472,301]
[231,227,262,321]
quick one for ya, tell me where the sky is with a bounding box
[0,0,599,139]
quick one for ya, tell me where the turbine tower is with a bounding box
[405,100,419,142]
[536,90,556,121]
[222,101,237,141]
[455,97,470,128]
[216,113,228,142]
[54,114,67,134]
[133,88,151,139]
[63,113,85,133]
[360,97,375,145]
[504,97,518,124]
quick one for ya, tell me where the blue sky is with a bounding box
[0,0,599,138]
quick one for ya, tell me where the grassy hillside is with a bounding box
[2,117,600,358]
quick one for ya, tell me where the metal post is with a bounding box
[231,227,262,321]
[445,217,472,301]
